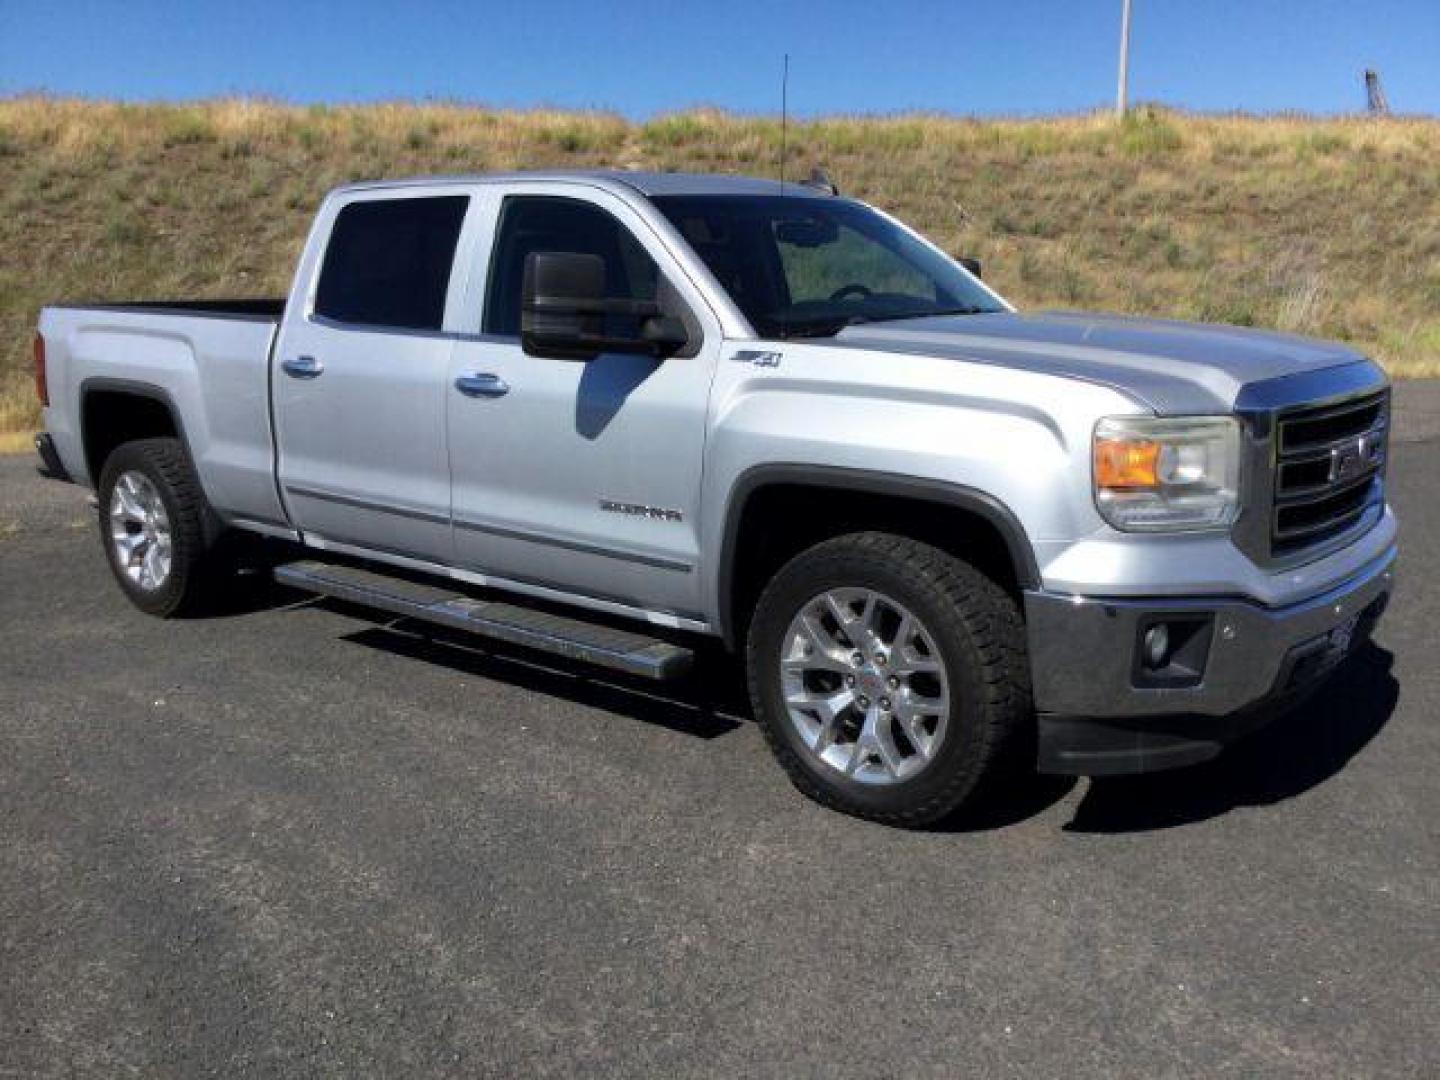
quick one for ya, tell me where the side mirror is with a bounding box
[521,251,689,360]
[522,251,607,360]
[958,256,982,279]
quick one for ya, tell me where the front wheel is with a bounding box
[746,532,1031,827]
[98,437,217,617]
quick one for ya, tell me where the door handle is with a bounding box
[282,356,324,379]
[454,373,510,398]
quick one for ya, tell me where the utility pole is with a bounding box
[1116,0,1133,117]
[1364,69,1390,115]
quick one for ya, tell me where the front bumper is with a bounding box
[1024,546,1396,775]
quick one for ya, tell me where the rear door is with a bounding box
[272,189,474,564]
[446,185,722,619]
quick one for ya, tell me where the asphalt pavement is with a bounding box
[1,385,1436,1078]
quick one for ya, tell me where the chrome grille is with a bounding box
[1270,389,1388,556]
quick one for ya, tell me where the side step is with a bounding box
[274,560,694,680]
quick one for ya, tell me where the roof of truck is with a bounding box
[332,170,831,199]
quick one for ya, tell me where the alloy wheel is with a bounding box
[779,588,952,785]
[108,470,173,592]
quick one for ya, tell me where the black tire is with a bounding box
[745,532,1031,827]
[97,437,217,617]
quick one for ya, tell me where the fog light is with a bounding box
[1132,615,1215,689]
[1143,623,1170,669]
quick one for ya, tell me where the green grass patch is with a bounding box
[1118,109,1183,156]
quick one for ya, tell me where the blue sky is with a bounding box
[2,0,1436,117]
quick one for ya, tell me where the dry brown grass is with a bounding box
[3,98,1438,442]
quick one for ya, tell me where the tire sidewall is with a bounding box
[748,542,996,819]
[98,441,195,617]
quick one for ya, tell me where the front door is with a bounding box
[273,191,470,564]
[446,188,718,620]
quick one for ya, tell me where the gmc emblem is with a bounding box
[1329,434,1378,484]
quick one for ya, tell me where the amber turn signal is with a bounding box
[1094,437,1160,490]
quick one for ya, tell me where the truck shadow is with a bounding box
[300,599,1395,835]
[575,353,662,439]
[196,570,309,617]
[337,615,748,741]
[1061,643,1399,834]
[328,612,1083,826]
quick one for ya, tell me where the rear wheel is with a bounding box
[746,532,1031,827]
[98,437,216,617]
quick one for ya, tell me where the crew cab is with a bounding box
[33,171,1397,825]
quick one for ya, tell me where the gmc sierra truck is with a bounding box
[33,171,1397,825]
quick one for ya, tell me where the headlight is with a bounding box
[1093,416,1240,531]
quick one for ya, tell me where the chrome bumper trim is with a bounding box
[1024,546,1396,718]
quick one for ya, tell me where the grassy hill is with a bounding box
[3,98,1438,448]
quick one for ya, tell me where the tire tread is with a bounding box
[746,531,1031,827]
[97,437,214,617]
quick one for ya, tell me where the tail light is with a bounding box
[33,332,48,407]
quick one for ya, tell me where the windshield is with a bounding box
[651,194,1005,339]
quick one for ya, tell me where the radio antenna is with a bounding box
[780,54,790,189]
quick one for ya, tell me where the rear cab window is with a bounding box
[314,195,469,331]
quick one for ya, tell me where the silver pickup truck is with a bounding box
[33,170,1397,825]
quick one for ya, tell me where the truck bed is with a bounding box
[47,298,285,322]
[38,299,288,526]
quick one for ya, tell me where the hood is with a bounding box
[834,311,1371,413]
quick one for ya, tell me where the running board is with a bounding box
[274,560,694,680]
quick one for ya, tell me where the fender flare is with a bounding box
[79,376,193,473]
[79,376,223,542]
[715,464,1041,647]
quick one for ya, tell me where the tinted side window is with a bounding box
[484,196,658,336]
[315,196,468,331]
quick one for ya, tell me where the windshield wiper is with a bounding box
[858,306,991,325]
[773,307,992,339]
[772,319,851,339]
[778,327,844,340]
